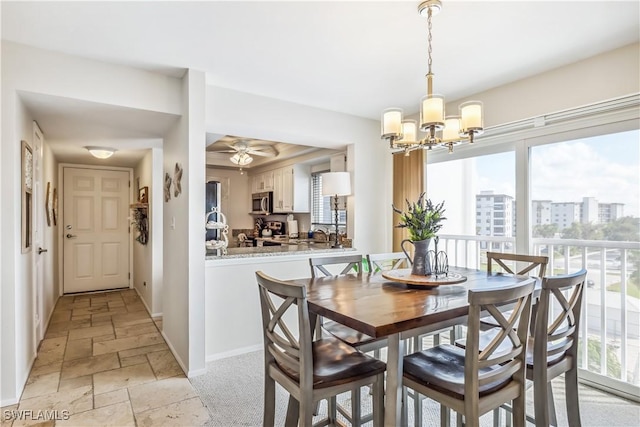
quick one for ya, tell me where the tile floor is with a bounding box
[1,289,210,426]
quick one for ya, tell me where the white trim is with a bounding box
[427,94,640,164]
[579,369,640,403]
[160,329,188,377]
[205,344,262,365]
[1,397,20,407]
[133,287,162,319]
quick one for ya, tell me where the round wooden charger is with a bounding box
[381,268,467,287]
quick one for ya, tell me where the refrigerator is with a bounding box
[206,181,222,241]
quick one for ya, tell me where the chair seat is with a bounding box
[323,320,382,347]
[456,329,566,367]
[278,337,386,389]
[403,344,512,400]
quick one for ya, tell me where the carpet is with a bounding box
[190,350,640,427]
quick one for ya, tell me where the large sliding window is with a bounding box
[425,101,640,398]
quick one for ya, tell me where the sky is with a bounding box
[474,129,640,217]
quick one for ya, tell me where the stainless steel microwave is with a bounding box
[251,192,273,214]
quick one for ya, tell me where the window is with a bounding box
[311,172,346,226]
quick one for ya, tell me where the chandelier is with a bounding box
[381,0,484,154]
[229,152,253,174]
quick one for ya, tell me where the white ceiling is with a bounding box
[2,1,639,166]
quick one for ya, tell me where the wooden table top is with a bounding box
[288,268,535,339]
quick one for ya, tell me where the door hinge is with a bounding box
[128,273,131,279]
[129,180,131,187]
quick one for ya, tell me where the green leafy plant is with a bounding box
[393,192,446,241]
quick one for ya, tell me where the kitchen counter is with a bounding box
[206,241,354,261]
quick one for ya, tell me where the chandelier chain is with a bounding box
[427,7,433,74]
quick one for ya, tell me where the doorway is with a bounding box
[62,167,131,293]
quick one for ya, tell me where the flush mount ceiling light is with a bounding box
[381,0,484,155]
[85,146,116,159]
[229,152,253,174]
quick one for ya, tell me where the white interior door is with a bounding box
[32,122,45,342]
[63,167,130,293]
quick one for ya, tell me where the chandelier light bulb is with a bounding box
[380,0,484,154]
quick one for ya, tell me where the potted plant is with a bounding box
[393,192,446,275]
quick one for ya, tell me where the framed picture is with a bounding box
[52,188,58,226]
[138,186,149,203]
[21,140,33,253]
[45,181,51,227]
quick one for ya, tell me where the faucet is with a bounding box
[312,228,329,242]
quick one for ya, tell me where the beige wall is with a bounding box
[450,43,640,128]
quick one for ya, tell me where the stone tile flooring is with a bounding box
[1,289,210,426]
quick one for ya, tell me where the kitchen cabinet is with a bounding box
[272,164,310,213]
[251,171,274,193]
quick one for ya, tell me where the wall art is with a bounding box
[21,140,33,252]
[174,162,183,197]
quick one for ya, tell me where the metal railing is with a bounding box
[438,234,640,400]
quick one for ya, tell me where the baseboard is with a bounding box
[1,396,19,407]
[159,329,188,377]
[205,344,262,364]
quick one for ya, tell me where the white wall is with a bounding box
[0,41,182,405]
[162,70,206,377]
[449,43,640,129]
[41,140,60,332]
[131,150,155,314]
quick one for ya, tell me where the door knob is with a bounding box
[38,247,48,254]
[66,233,77,239]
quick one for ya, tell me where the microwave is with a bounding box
[251,192,273,214]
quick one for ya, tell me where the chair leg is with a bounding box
[565,367,582,427]
[285,396,299,427]
[547,381,557,426]
[440,405,450,427]
[328,396,337,424]
[373,373,385,427]
[300,393,314,427]
[352,386,362,427]
[414,391,423,427]
[492,408,500,427]
[263,375,276,427]
[512,394,526,427]
[533,379,551,427]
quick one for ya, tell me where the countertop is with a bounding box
[206,241,355,260]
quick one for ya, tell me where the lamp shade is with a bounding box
[85,146,116,159]
[322,172,351,197]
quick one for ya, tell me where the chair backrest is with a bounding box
[255,271,313,389]
[366,252,409,273]
[309,254,363,278]
[487,252,549,277]
[465,279,535,398]
[533,269,587,369]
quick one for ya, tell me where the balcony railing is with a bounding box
[438,234,640,401]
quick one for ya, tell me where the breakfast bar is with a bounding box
[204,246,357,361]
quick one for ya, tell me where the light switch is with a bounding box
[170,216,176,229]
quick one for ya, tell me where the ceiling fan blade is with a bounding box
[247,145,278,157]
[248,150,277,157]
[208,148,238,154]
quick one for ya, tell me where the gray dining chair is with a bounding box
[366,251,409,273]
[256,271,386,427]
[309,254,385,425]
[492,269,588,427]
[403,279,535,427]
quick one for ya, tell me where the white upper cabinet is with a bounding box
[272,164,310,213]
[251,171,274,193]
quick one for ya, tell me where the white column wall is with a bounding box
[162,70,206,377]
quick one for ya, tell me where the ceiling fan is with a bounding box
[208,139,278,158]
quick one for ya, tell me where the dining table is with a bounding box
[285,267,537,426]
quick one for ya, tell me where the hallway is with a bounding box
[1,289,210,426]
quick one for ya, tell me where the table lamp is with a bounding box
[321,172,351,248]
